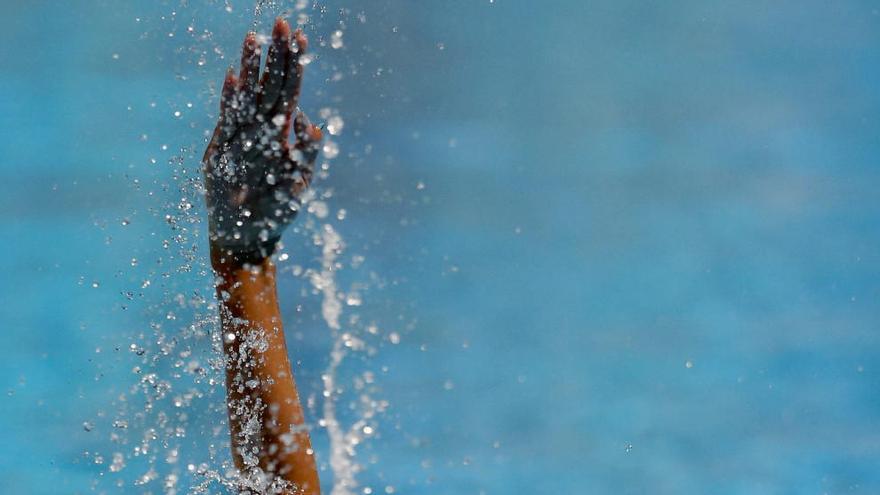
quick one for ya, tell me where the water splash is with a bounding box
[305,211,388,494]
[312,223,360,495]
[90,2,386,493]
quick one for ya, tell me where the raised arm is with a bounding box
[202,18,323,495]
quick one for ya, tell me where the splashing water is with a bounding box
[87,2,388,493]
[314,224,355,493]
[312,223,368,495]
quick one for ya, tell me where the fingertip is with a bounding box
[243,31,257,48]
[307,124,323,141]
[293,29,308,52]
[273,17,291,40]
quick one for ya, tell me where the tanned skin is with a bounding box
[203,18,324,495]
[211,251,320,494]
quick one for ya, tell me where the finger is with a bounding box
[277,112,321,195]
[293,111,323,147]
[204,69,237,168]
[220,67,237,113]
[293,111,322,171]
[259,18,291,113]
[218,68,238,141]
[202,125,224,167]
[278,55,304,141]
[278,29,307,117]
[238,32,261,111]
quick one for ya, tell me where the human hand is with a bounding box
[203,18,322,261]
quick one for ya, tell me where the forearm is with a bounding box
[212,245,320,494]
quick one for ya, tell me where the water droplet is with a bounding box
[326,115,344,135]
[109,452,126,472]
[308,200,329,219]
[322,140,339,159]
[330,30,344,49]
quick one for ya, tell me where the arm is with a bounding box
[212,249,319,494]
[202,18,323,494]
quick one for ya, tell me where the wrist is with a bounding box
[210,242,274,273]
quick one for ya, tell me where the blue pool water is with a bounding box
[1,1,879,493]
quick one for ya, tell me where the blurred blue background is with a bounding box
[1,1,879,493]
